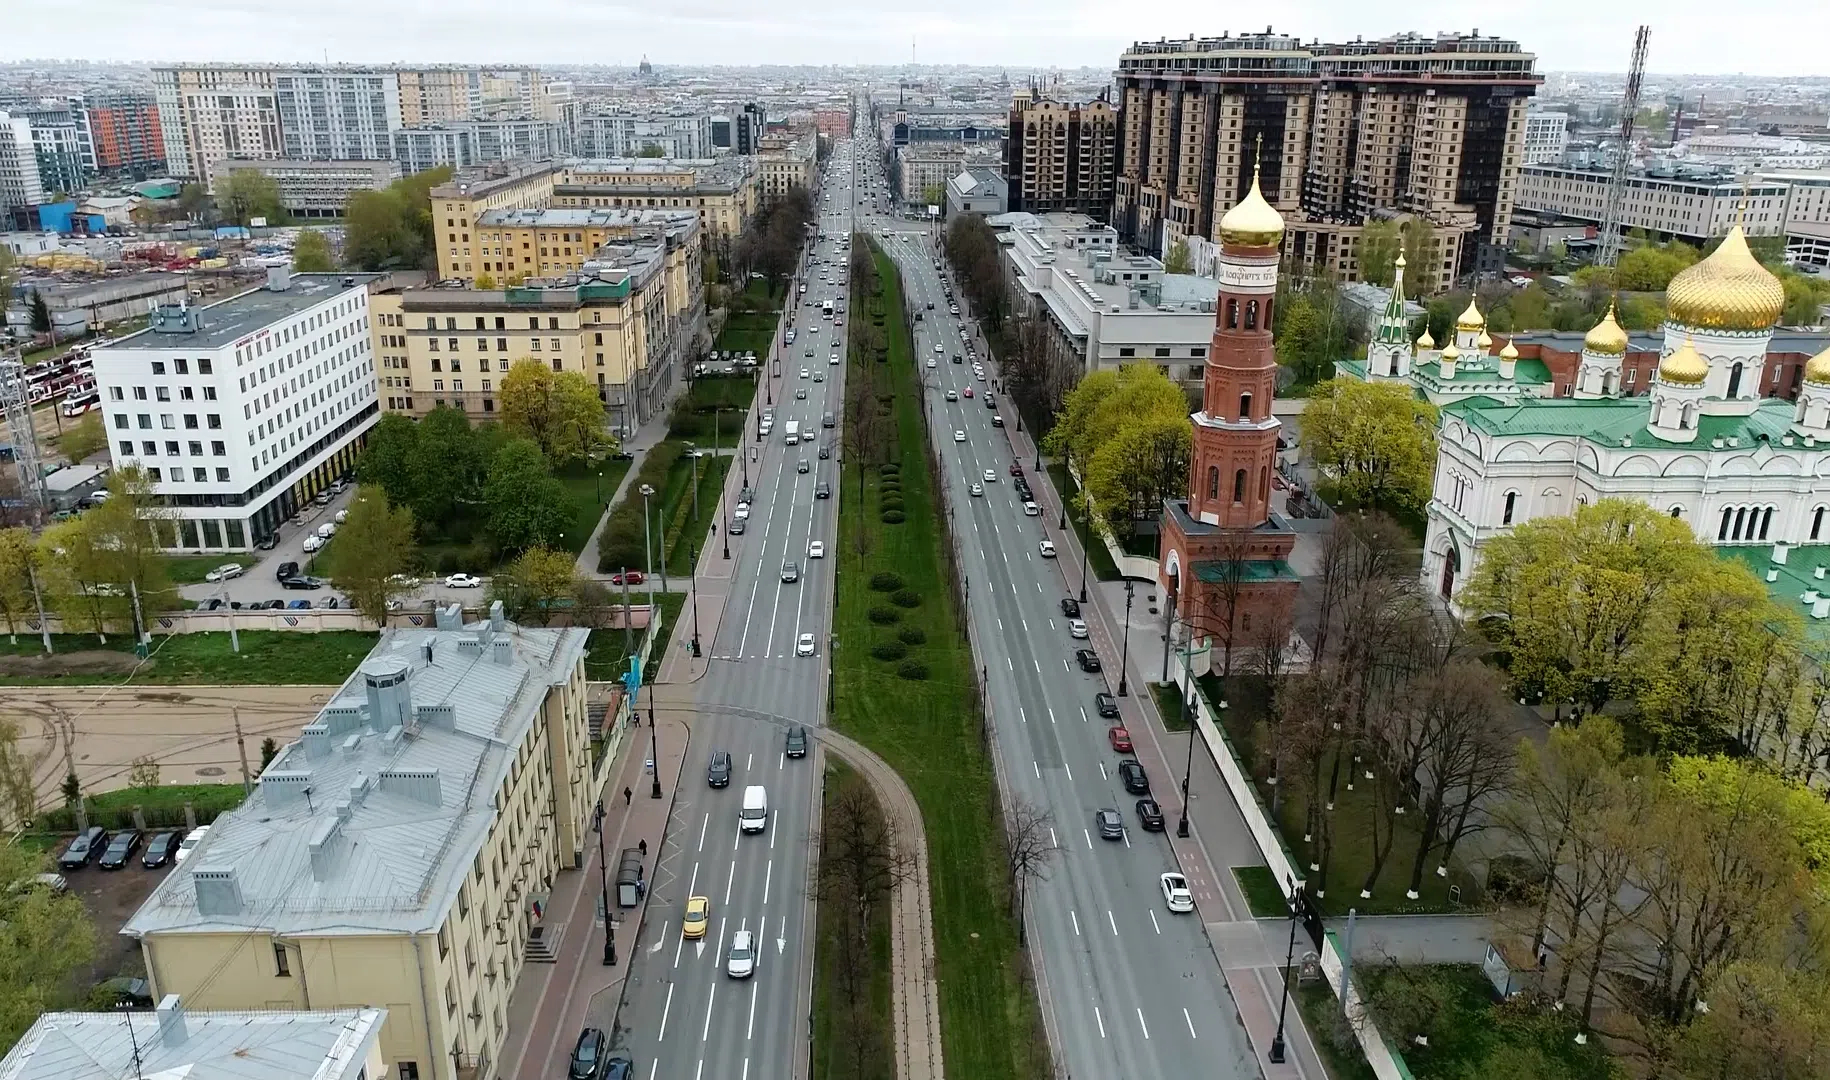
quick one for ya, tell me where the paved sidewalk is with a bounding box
[577,391,683,576]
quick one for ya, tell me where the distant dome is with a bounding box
[1665,226,1785,332]
[1499,338,1519,360]
[1805,343,1830,386]
[1584,302,1630,356]
[1477,329,1493,350]
[1415,327,1435,350]
[1218,167,1285,248]
[1455,297,1485,331]
[1658,337,1709,386]
[1440,341,1462,361]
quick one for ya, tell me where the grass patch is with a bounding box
[662,454,732,577]
[1295,976,1378,1080]
[684,375,758,414]
[555,457,632,557]
[810,760,895,1080]
[0,630,377,686]
[594,441,689,574]
[1315,480,1427,548]
[1044,463,1120,582]
[1232,865,1289,918]
[33,782,248,834]
[158,555,236,585]
[831,241,1047,1080]
[583,592,687,682]
[1151,681,1191,731]
[1361,965,1616,1080]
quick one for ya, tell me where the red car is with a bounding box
[963,386,974,398]
[1108,726,1133,752]
[1009,462,1025,476]
[609,571,645,586]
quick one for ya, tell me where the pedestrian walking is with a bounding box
[624,786,632,806]
[638,838,648,858]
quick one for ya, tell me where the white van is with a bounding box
[784,420,801,444]
[739,786,768,833]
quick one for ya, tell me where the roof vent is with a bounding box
[362,656,413,733]
[492,638,514,666]
[300,723,330,759]
[307,817,347,881]
[378,767,443,806]
[191,867,243,916]
[156,995,188,1048]
[414,703,457,730]
[266,266,291,292]
[259,770,313,808]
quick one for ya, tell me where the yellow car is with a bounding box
[683,896,710,940]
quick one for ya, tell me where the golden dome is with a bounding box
[1665,226,1785,332]
[1499,338,1519,360]
[1455,297,1485,331]
[1415,327,1435,350]
[1805,344,1830,386]
[1440,341,1462,361]
[1395,251,1407,269]
[1218,165,1285,248]
[1477,330,1494,349]
[1583,301,1630,356]
[1658,337,1709,386]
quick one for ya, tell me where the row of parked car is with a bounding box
[58,824,207,874]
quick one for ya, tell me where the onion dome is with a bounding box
[1805,343,1830,386]
[1665,225,1785,332]
[1218,164,1285,248]
[1415,327,1435,350]
[1658,337,1709,386]
[1395,251,1407,269]
[1477,329,1494,350]
[1455,297,1486,331]
[1499,338,1519,360]
[1584,301,1630,355]
[1440,341,1462,361]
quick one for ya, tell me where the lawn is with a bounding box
[555,457,632,557]
[160,554,238,585]
[1151,681,1190,731]
[1295,976,1377,1080]
[830,240,1049,1080]
[1044,462,1120,582]
[594,441,688,574]
[0,630,377,686]
[1360,965,1615,1080]
[684,374,758,414]
[1233,865,1289,918]
[810,761,895,1080]
[32,782,248,834]
[661,454,732,577]
[583,592,687,682]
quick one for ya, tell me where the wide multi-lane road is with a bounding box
[869,220,1261,1079]
[613,139,864,1080]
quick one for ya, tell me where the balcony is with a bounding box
[453,1050,490,1080]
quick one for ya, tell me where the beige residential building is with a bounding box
[1515,164,1788,243]
[553,158,761,245]
[756,134,817,205]
[123,607,594,1080]
[1005,91,1117,219]
[430,159,560,282]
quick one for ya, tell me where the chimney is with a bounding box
[362,656,413,734]
[192,867,243,916]
[1817,566,1827,580]
[414,703,456,730]
[322,705,364,736]
[307,817,346,881]
[259,770,313,808]
[266,265,291,292]
[492,638,514,665]
[489,600,506,633]
[299,723,331,759]
[434,603,463,632]
[378,767,443,806]
[155,994,188,1048]
[1773,541,1789,564]
[1816,596,1830,620]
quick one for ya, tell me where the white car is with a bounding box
[934,343,943,353]
[734,505,751,521]
[444,573,483,589]
[727,928,757,978]
[830,353,840,365]
[174,825,210,866]
[983,469,997,483]
[797,633,816,657]
[301,535,324,553]
[785,330,796,343]
[808,540,826,559]
[800,367,810,379]
[927,358,936,369]
[809,325,820,334]
[204,563,244,583]
[969,483,984,497]
[954,430,966,443]
[1161,872,1195,913]
[945,390,957,401]
[1068,619,1089,639]
[1024,501,1041,516]
[1039,540,1057,559]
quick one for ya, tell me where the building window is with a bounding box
[200,358,213,375]
[1238,392,1251,420]
[1206,466,1218,500]
[551,359,563,373]
[1760,506,1774,540]
[1245,300,1258,330]
[1118,347,1135,357]
[1502,491,1518,525]
[273,943,291,976]
[1233,469,1246,503]
[174,359,189,375]
[1728,362,1744,398]
[151,361,165,375]
[1154,347,1171,358]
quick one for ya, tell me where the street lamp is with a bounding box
[647,672,662,799]
[1117,581,1134,696]
[638,484,657,616]
[593,800,616,966]
[689,541,702,658]
[1269,878,1302,1063]
[1077,490,1090,604]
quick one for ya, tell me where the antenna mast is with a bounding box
[1596,25,1650,270]
[0,359,47,513]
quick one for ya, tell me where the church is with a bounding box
[1421,225,1830,611]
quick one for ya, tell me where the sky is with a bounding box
[6,0,1818,76]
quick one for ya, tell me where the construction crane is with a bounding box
[1595,25,1651,270]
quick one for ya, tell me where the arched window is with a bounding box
[1728,362,1744,398]
[1206,465,1219,501]
[1263,299,1273,327]
[1669,506,1683,519]
[1719,507,1734,541]
[1502,491,1518,525]
[1225,299,1238,330]
[1813,506,1826,541]
[1233,468,1246,503]
[1734,506,1748,540]
[1681,402,1697,430]
[1760,506,1775,540]
[1239,392,1252,419]
[1388,353,1400,377]
[1245,300,1258,330]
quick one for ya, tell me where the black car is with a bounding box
[785,725,809,758]
[1076,648,1102,673]
[604,1055,634,1080]
[203,598,225,611]
[570,1027,608,1080]
[1118,759,1150,795]
[97,829,142,870]
[59,826,106,870]
[275,560,299,581]
[281,575,324,590]
[1135,798,1165,831]
[815,481,831,499]
[254,534,279,550]
[141,830,180,868]
[1060,598,1081,619]
[1095,692,1119,719]
[1095,807,1124,840]
[729,518,747,535]
[738,487,755,505]
[818,445,832,460]
[707,750,733,788]
[98,976,153,1009]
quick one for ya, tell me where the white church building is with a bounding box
[1424,225,1830,610]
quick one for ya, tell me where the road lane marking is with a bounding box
[703,983,718,1041]
[1098,762,1108,780]
[1094,1006,1106,1038]
[1080,707,1088,723]
[1082,829,1091,849]
[1184,1007,1197,1039]
[1071,910,1080,936]
[763,858,773,904]
[1108,910,1119,936]
[724,862,736,904]
[698,813,709,852]
[1048,707,1056,724]
[1151,910,1162,935]
[1007,657,1014,671]
[1033,761,1041,778]
[1123,829,1131,849]
[771,810,778,847]
[1049,827,1057,847]
[696,1060,703,1080]
[1137,1008,1151,1039]
[1036,659,1043,673]
[658,983,676,1039]
[1063,659,1070,671]
[650,1061,659,1080]
[1020,707,1027,724]
[1064,763,1073,783]
[746,752,753,770]
[748,981,758,1040]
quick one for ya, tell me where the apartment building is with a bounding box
[554,158,760,245]
[1115,30,1540,282]
[1515,164,1788,243]
[813,107,852,138]
[459,205,696,280]
[757,135,817,205]
[1769,170,1830,269]
[430,160,560,282]
[1005,91,1117,219]
[92,270,384,551]
[709,104,766,155]
[124,606,594,1080]
[84,90,166,176]
[575,112,714,159]
[898,143,1002,207]
[0,111,47,217]
[0,98,95,192]
[210,158,401,218]
[1523,109,1569,164]
[393,118,568,174]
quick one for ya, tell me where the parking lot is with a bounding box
[60,837,175,987]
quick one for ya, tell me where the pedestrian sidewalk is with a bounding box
[576,385,684,576]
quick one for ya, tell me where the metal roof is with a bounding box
[0,1004,383,1080]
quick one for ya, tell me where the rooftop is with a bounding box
[122,605,588,938]
[97,274,382,352]
[429,158,559,200]
[1443,394,1828,453]
[477,206,700,230]
[1512,328,1830,355]
[1719,545,1830,641]
[0,1000,384,1080]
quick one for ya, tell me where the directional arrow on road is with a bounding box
[695,941,707,959]
[776,937,787,955]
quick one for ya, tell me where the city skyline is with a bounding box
[5,2,1816,77]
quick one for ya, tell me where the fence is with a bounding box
[586,602,665,793]
[4,603,659,639]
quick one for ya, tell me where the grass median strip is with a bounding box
[810,760,895,1080]
[0,630,378,686]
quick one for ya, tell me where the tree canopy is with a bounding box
[292,228,335,272]
[320,486,417,625]
[484,438,574,554]
[1299,378,1438,511]
[343,166,452,272]
[216,168,287,226]
[498,360,613,465]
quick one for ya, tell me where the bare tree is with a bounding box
[816,774,915,1079]
[1003,795,1060,945]
[1194,530,1255,677]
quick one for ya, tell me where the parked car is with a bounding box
[569,1027,608,1080]
[1075,648,1100,672]
[280,575,323,590]
[141,830,180,868]
[204,563,243,583]
[1061,598,1081,618]
[59,826,106,870]
[1107,723,1132,750]
[609,571,645,586]
[1039,540,1057,558]
[1068,619,1089,639]
[1097,694,1121,720]
[444,573,483,589]
[1135,798,1166,832]
[174,825,210,866]
[97,976,153,1009]
[286,599,312,610]
[1118,759,1150,794]
[97,829,142,870]
[275,561,299,581]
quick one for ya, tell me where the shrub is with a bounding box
[897,627,926,646]
[891,588,922,608]
[867,605,901,625]
[869,571,904,591]
[881,497,905,513]
[880,462,899,474]
[871,640,909,662]
[897,660,929,680]
[881,510,905,524]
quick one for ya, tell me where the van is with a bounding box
[739,786,768,833]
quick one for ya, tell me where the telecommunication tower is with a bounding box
[1595,25,1651,270]
[0,359,46,508]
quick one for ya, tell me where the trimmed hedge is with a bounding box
[891,588,922,608]
[881,510,905,524]
[880,463,900,475]
[868,606,901,625]
[596,441,688,573]
[897,660,930,680]
[869,571,905,592]
[871,640,909,662]
[897,627,927,646]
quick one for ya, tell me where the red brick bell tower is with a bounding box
[1157,156,1299,652]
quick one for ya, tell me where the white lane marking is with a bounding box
[1082,829,1092,849]
[724,862,736,904]
[779,753,785,770]
[763,858,773,904]
[1062,659,1070,671]
[698,813,709,852]
[1137,1008,1151,1040]
[998,618,1003,632]
[1065,763,1073,784]
[1150,910,1162,935]
[1048,707,1056,725]
[734,827,739,852]
[1071,909,1081,936]
[650,1061,659,1080]
[1184,1007,1197,1039]
[746,752,753,770]
[1007,656,1014,671]
[1098,761,1109,780]
[703,983,718,1041]
[748,981,759,1040]
[1122,828,1131,850]
[1036,659,1043,673]
[743,1059,750,1080]
[1033,761,1041,778]
[1020,707,1027,724]
[658,982,676,1039]
[1080,707,1088,723]
[1094,1006,1106,1038]
[1036,581,1042,593]
[1022,618,1029,633]
[696,1060,703,1080]
[771,809,779,847]
[1107,910,1119,936]
[1049,827,1057,848]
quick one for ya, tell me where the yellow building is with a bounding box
[430,160,560,283]
[124,606,595,1080]
[756,134,817,206]
[554,157,761,246]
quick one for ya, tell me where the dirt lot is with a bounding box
[64,854,171,987]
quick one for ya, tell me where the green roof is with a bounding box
[1193,558,1300,584]
[1718,545,1830,642]
[1443,395,1824,452]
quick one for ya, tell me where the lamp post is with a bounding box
[647,672,662,799]
[1077,489,1090,604]
[594,800,616,966]
[638,484,657,616]
[596,469,605,505]
[1117,581,1134,696]
[689,541,702,657]
[1269,878,1301,1064]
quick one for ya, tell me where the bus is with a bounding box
[821,300,834,319]
[61,390,100,417]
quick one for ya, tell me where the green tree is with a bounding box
[0,719,38,829]
[0,840,98,1049]
[1163,239,1192,274]
[484,438,572,554]
[489,546,579,625]
[342,166,452,272]
[177,182,211,222]
[1299,378,1438,511]
[1778,268,1829,327]
[402,406,494,533]
[0,528,40,644]
[0,246,15,304]
[292,228,335,272]
[37,517,121,641]
[1044,363,1186,469]
[1359,219,1401,288]
[259,737,279,772]
[1084,414,1190,539]
[1617,239,1700,291]
[474,272,497,290]
[321,486,418,626]
[27,292,51,335]
[357,412,419,511]
[217,168,286,226]
[54,413,105,464]
[635,143,667,158]
[499,360,612,465]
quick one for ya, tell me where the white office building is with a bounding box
[273,72,402,161]
[0,110,47,212]
[575,112,713,159]
[94,270,384,551]
[1522,109,1569,164]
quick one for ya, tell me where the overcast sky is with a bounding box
[7,1,1815,76]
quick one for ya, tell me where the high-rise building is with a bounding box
[12,101,92,194]
[273,72,400,162]
[0,111,47,212]
[1523,109,1569,164]
[709,104,766,155]
[1115,30,1540,284]
[575,112,713,160]
[84,90,166,177]
[1005,90,1117,219]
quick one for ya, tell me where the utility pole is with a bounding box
[27,562,52,655]
[233,707,253,794]
[61,716,86,832]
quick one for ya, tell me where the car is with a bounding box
[1069,619,1089,639]
[683,896,710,939]
[97,976,154,1009]
[301,535,324,553]
[927,358,937,369]
[952,353,963,364]
[570,1028,608,1080]
[954,430,966,443]
[809,324,820,334]
[445,573,483,589]
[983,468,997,483]
[97,829,142,870]
[781,561,800,583]
[174,825,210,865]
[934,343,943,353]
[1039,540,1057,558]
[254,534,279,551]
[59,826,106,870]
[286,599,312,610]
[1010,462,1025,476]
[804,347,814,358]
[815,481,831,499]
[335,508,349,524]
[728,517,747,535]
[1095,807,1125,840]
[203,598,225,611]
[969,483,984,497]
[992,415,1004,427]
[280,575,323,590]
[800,367,810,379]
[786,725,809,756]
[275,561,299,581]
[945,389,957,401]
[813,370,824,382]
[321,597,341,609]
[603,1055,633,1080]
[808,540,826,559]
[1061,598,1081,618]
[829,353,840,365]
[819,444,832,460]
[1107,722,1131,749]
[738,486,755,505]
[609,570,645,586]
[707,750,733,788]
[785,329,797,343]
[1023,500,1039,516]
[963,387,973,398]
[1118,758,1150,794]
[796,388,808,400]
[1076,648,1101,672]
[926,301,935,310]
[204,563,243,583]
[727,928,757,978]
[1136,798,1166,831]
[131,828,176,870]
[1161,872,1195,913]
